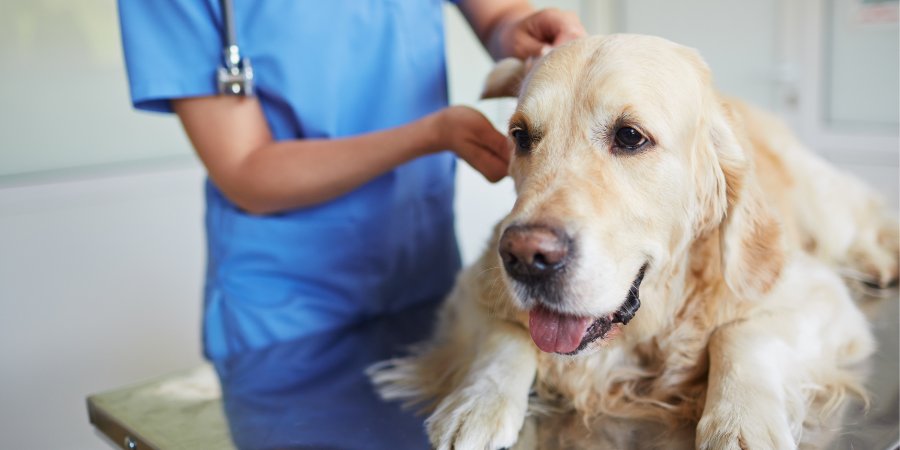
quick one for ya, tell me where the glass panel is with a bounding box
[824,0,900,131]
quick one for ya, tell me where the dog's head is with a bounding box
[492,35,784,355]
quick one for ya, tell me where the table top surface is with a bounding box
[88,290,899,450]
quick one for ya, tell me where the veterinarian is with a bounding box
[118,0,585,359]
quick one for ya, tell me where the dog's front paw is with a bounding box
[426,382,528,450]
[696,403,795,450]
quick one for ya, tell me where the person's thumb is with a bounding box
[512,34,546,60]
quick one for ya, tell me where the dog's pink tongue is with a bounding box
[528,305,593,353]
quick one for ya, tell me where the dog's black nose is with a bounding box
[499,224,570,283]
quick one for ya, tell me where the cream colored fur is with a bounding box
[369,35,898,450]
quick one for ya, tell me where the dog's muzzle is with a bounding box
[525,263,648,355]
[499,224,574,307]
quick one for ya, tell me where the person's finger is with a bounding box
[552,26,585,46]
[511,33,547,60]
[481,142,510,181]
[464,107,510,158]
[551,13,587,47]
[488,132,512,165]
[450,106,510,180]
[465,140,509,182]
[531,10,586,47]
[477,155,508,182]
[475,125,511,160]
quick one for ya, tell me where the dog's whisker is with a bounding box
[477,264,503,277]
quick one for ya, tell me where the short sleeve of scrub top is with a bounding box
[118,0,462,359]
[119,1,220,111]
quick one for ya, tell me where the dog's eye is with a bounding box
[511,128,533,153]
[614,127,647,151]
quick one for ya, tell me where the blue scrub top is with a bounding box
[119,0,461,359]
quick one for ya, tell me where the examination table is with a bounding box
[87,289,899,449]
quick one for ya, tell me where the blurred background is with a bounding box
[0,0,897,448]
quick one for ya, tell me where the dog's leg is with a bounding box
[426,320,537,450]
[787,150,899,289]
[697,258,875,449]
[755,120,898,287]
[735,101,898,288]
[696,317,798,450]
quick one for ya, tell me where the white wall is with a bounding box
[0,0,193,178]
[825,0,899,129]
[0,165,206,449]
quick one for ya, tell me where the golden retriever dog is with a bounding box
[370,34,898,449]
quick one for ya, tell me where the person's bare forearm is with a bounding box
[174,96,507,215]
[227,114,441,214]
[457,0,534,60]
[174,96,444,214]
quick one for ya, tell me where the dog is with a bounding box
[370,34,899,449]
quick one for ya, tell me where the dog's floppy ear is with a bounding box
[482,46,554,99]
[481,58,528,99]
[711,102,786,299]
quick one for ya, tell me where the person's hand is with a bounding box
[496,8,586,60]
[431,106,510,182]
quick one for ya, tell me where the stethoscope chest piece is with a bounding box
[216,0,254,96]
[218,45,254,96]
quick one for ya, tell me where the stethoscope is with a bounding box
[217,0,254,96]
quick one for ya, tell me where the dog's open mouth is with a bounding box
[528,264,647,354]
